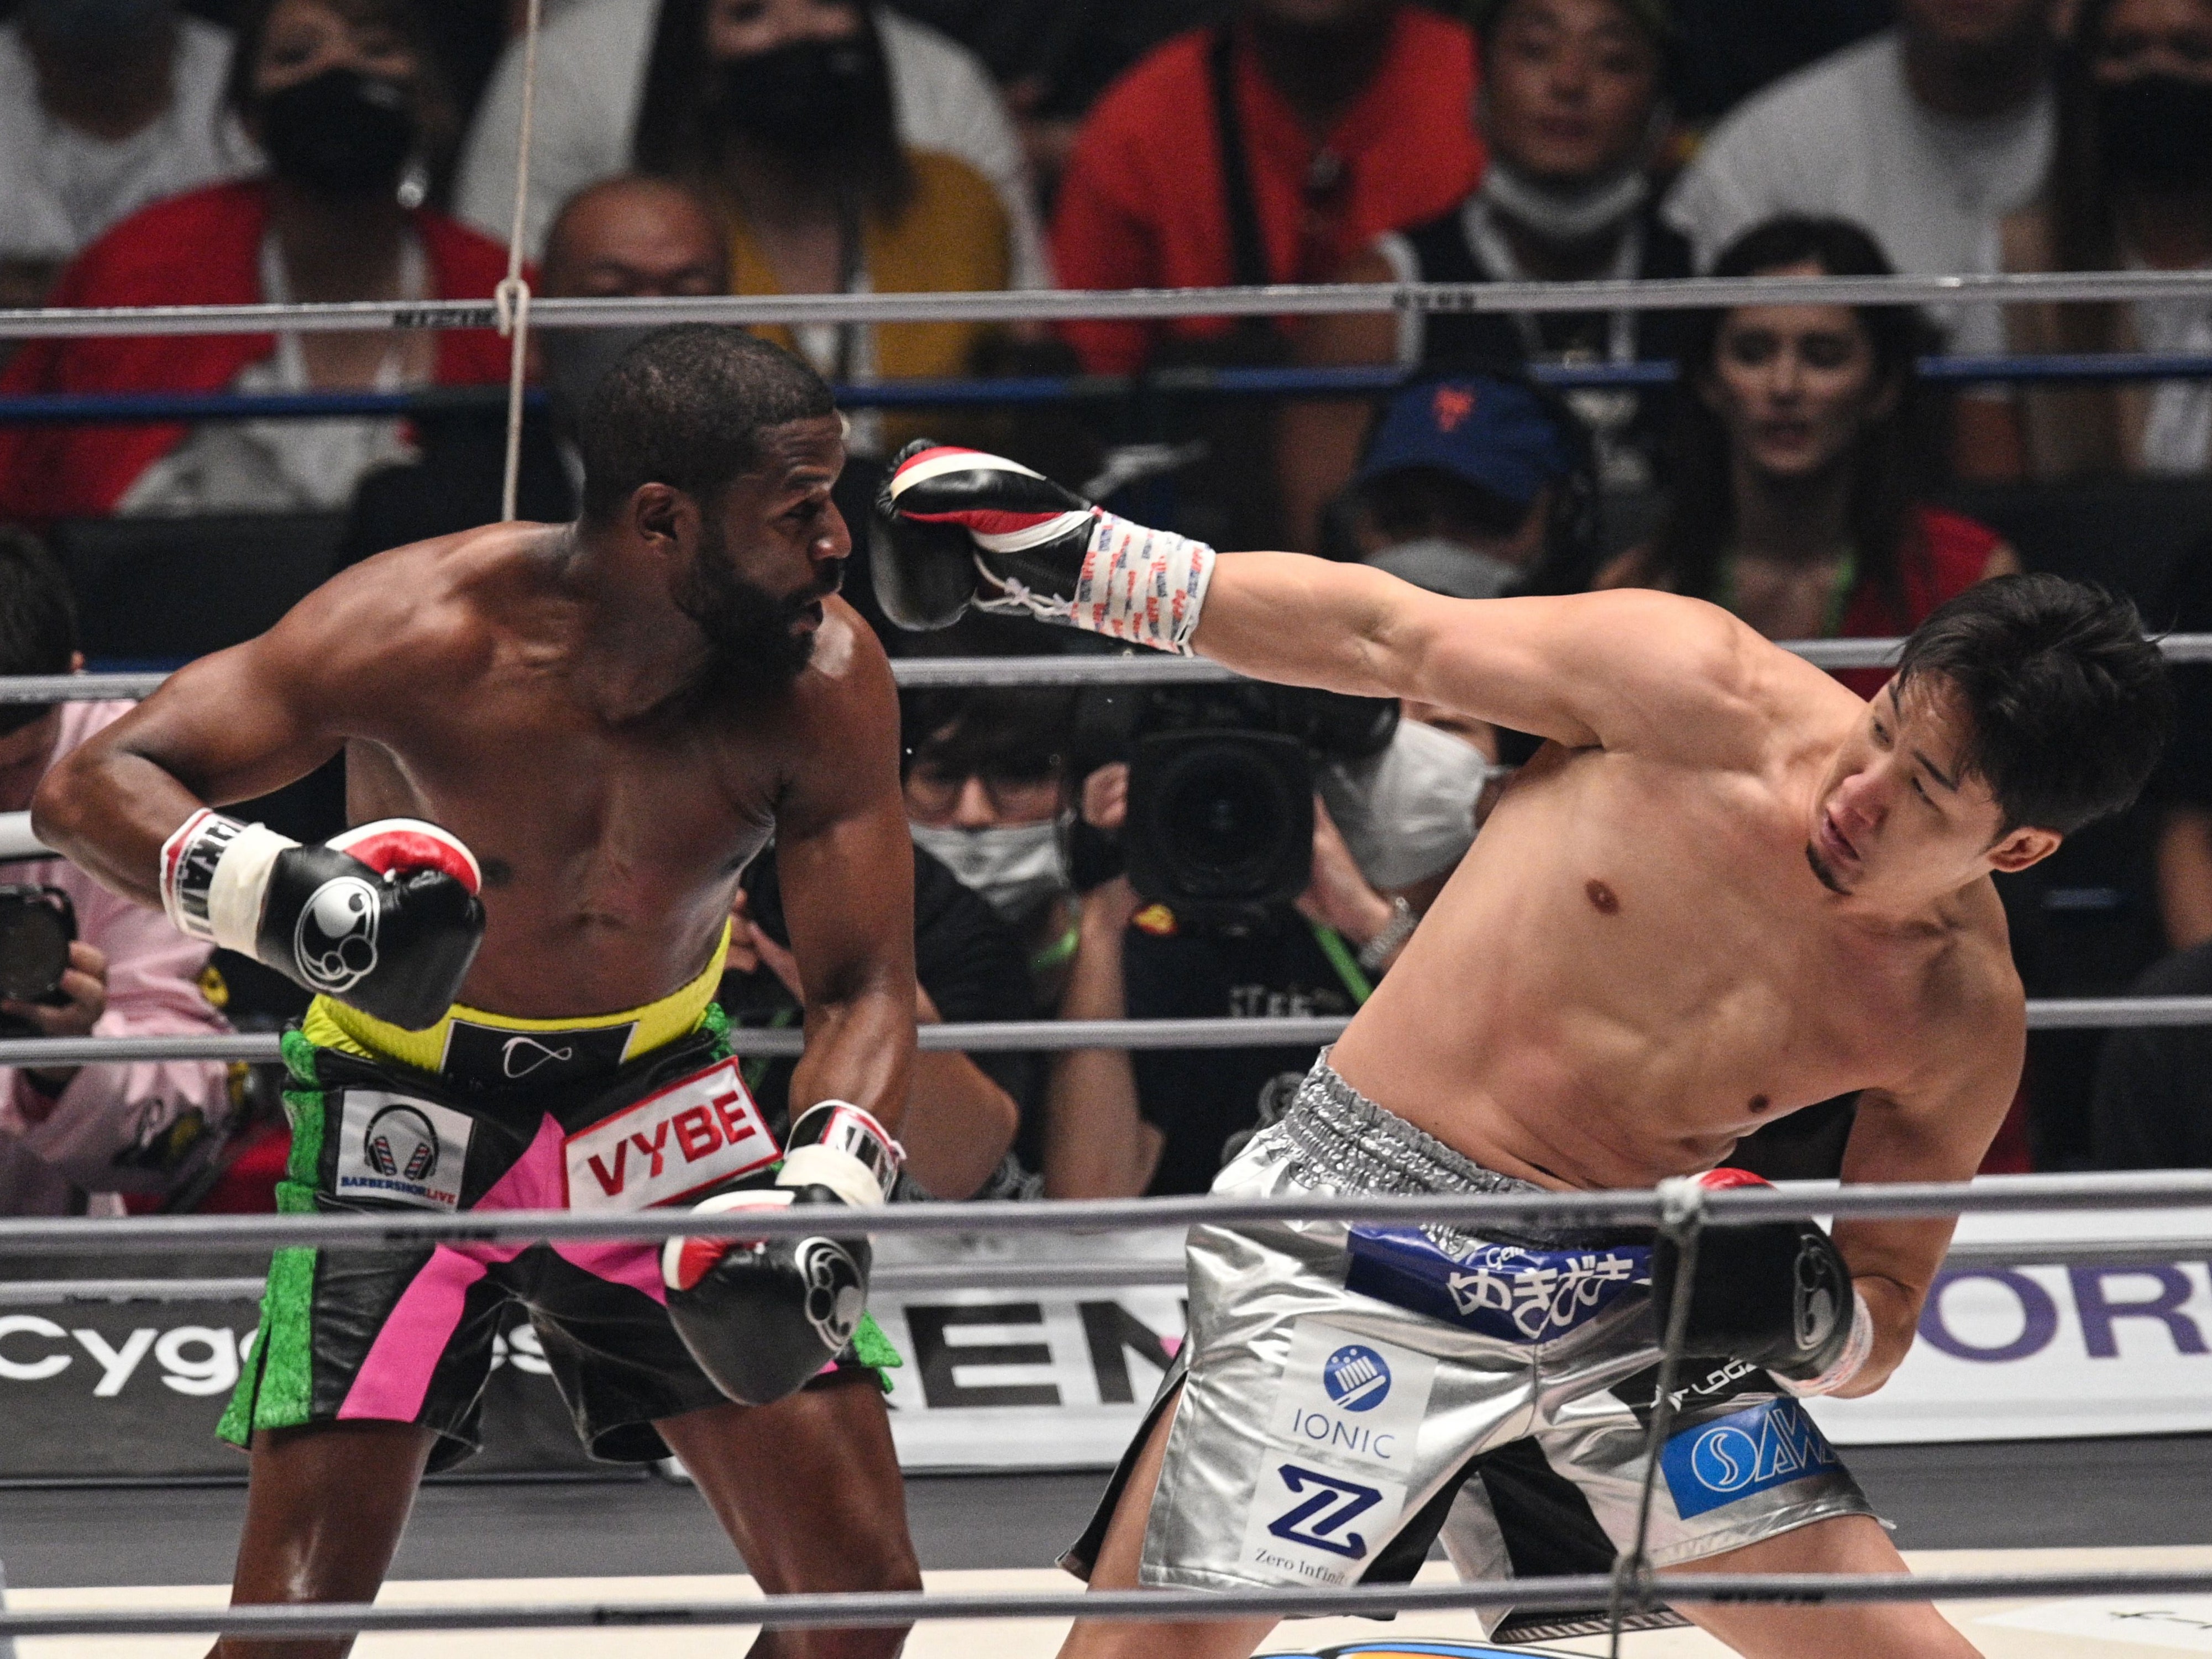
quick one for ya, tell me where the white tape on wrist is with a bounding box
[1781,1286,1874,1398]
[777,1144,886,1209]
[1070,511,1217,655]
[158,809,298,954]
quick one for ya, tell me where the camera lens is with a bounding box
[1133,731,1313,908]
[0,898,69,1001]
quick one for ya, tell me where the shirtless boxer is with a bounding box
[874,443,2172,1659]
[34,326,921,1658]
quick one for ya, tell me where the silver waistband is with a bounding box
[1277,1052,1542,1199]
[1275,1053,1645,1248]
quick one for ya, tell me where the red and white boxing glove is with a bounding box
[1652,1168,1873,1398]
[874,440,1216,653]
[662,1100,903,1406]
[161,812,485,1030]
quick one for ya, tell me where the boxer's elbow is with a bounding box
[30,744,98,861]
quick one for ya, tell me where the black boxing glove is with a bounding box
[661,1100,903,1407]
[1649,1168,1873,1398]
[876,439,1217,652]
[161,811,485,1031]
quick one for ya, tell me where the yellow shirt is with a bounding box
[723,149,1011,385]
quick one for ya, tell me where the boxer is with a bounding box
[35,327,919,1659]
[876,443,2172,1658]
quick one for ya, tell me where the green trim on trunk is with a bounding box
[219,1040,329,1445]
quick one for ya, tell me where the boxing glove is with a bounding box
[1649,1168,1873,1398]
[874,439,1217,653]
[662,1100,903,1407]
[161,811,485,1031]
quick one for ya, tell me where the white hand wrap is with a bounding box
[777,1100,903,1208]
[159,808,299,954]
[1069,511,1217,655]
[1779,1285,1874,1398]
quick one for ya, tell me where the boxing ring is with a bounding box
[9,241,2212,1651]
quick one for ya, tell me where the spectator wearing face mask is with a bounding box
[1598,217,2019,697]
[1281,0,1686,548]
[617,0,1016,454]
[1954,0,2212,480]
[456,1,1047,291]
[0,0,254,315]
[1664,0,2059,333]
[1335,372,1596,601]
[0,0,510,524]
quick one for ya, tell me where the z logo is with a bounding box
[1265,1464,1383,1560]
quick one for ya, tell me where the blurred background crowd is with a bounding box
[5,0,2212,1217]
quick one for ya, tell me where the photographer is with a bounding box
[0,532,232,1215]
[1046,688,1485,1198]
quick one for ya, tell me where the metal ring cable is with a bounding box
[492,0,546,523]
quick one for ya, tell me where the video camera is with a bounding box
[1076,681,1397,926]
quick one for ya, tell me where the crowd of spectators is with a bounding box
[4,0,2212,1213]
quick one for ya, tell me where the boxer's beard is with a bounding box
[675,523,840,698]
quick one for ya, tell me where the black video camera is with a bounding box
[0,884,75,1022]
[1078,683,1397,926]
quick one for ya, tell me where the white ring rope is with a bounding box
[13,269,2212,340]
[11,1566,2212,1640]
[10,634,2212,707]
[0,1232,2194,1304]
[491,0,544,523]
[3,1169,2211,1254]
[0,996,2200,1077]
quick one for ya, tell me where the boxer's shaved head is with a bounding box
[577,323,835,523]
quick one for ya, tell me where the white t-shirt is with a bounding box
[1664,29,2053,335]
[0,16,254,265]
[453,1,1048,289]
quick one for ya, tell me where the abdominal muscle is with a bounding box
[1326,745,1846,1190]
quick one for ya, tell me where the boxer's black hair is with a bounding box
[1893,574,2172,836]
[576,324,837,524]
[0,529,76,738]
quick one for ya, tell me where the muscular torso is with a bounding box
[280,526,884,1018]
[1329,675,2014,1189]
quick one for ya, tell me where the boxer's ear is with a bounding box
[1987,824,2061,873]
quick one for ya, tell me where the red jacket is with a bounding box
[0,180,515,521]
[1834,506,2006,699]
[1051,8,1485,375]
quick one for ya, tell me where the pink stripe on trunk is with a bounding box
[337,1248,489,1422]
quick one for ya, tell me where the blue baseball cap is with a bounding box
[1354,376,1580,511]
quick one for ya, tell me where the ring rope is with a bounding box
[13,268,2212,340]
[3,1169,2210,1254]
[490,0,543,523]
[3,1231,2197,1304]
[0,996,2203,1078]
[12,1565,2212,1640]
[12,634,2212,708]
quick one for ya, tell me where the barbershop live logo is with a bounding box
[335,1091,473,1211]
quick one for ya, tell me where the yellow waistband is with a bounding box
[304,922,730,1074]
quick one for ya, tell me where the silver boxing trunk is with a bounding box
[1062,1053,1876,1642]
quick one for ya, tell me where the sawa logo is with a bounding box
[1661,1398,1843,1520]
[364,1105,439,1182]
[1322,1345,1391,1412]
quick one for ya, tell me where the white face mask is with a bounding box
[1477,156,1649,245]
[910,818,1070,922]
[1318,718,1493,890]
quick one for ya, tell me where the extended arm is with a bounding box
[877,443,1760,752]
